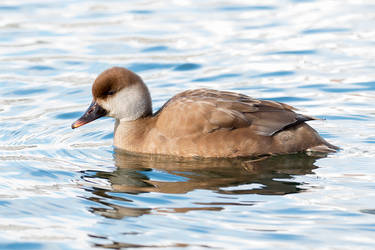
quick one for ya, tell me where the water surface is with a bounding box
[0,0,375,249]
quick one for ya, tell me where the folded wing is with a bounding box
[154,89,315,137]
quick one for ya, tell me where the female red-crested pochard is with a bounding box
[72,67,338,158]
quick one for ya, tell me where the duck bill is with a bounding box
[71,100,107,129]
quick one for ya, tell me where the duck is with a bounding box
[72,66,338,158]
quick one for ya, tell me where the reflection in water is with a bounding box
[83,150,322,221]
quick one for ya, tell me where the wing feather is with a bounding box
[154,89,314,137]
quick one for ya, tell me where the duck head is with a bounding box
[72,67,152,129]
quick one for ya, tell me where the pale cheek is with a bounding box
[111,95,126,118]
[100,96,125,118]
[97,99,114,117]
[107,100,120,117]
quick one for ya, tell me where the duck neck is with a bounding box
[113,117,153,151]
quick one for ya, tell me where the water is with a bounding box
[0,0,374,249]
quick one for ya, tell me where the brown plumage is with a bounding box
[92,67,141,99]
[72,67,338,158]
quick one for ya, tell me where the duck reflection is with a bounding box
[84,150,322,220]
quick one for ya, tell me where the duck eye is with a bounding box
[106,90,115,96]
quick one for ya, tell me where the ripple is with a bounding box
[267,49,317,55]
[321,87,365,93]
[87,43,133,55]
[28,65,55,71]
[62,61,83,66]
[128,63,176,72]
[129,10,154,15]
[173,63,201,71]
[302,28,351,34]
[252,71,295,78]
[11,87,47,96]
[141,45,168,52]
[55,111,83,120]
[320,115,369,121]
[193,73,240,82]
[218,5,276,11]
[5,48,66,57]
[298,83,328,89]
[265,96,312,102]
[0,243,43,250]
[355,81,375,91]
[360,209,375,215]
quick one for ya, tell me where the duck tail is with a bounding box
[306,141,340,156]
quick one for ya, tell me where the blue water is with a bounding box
[0,0,375,249]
